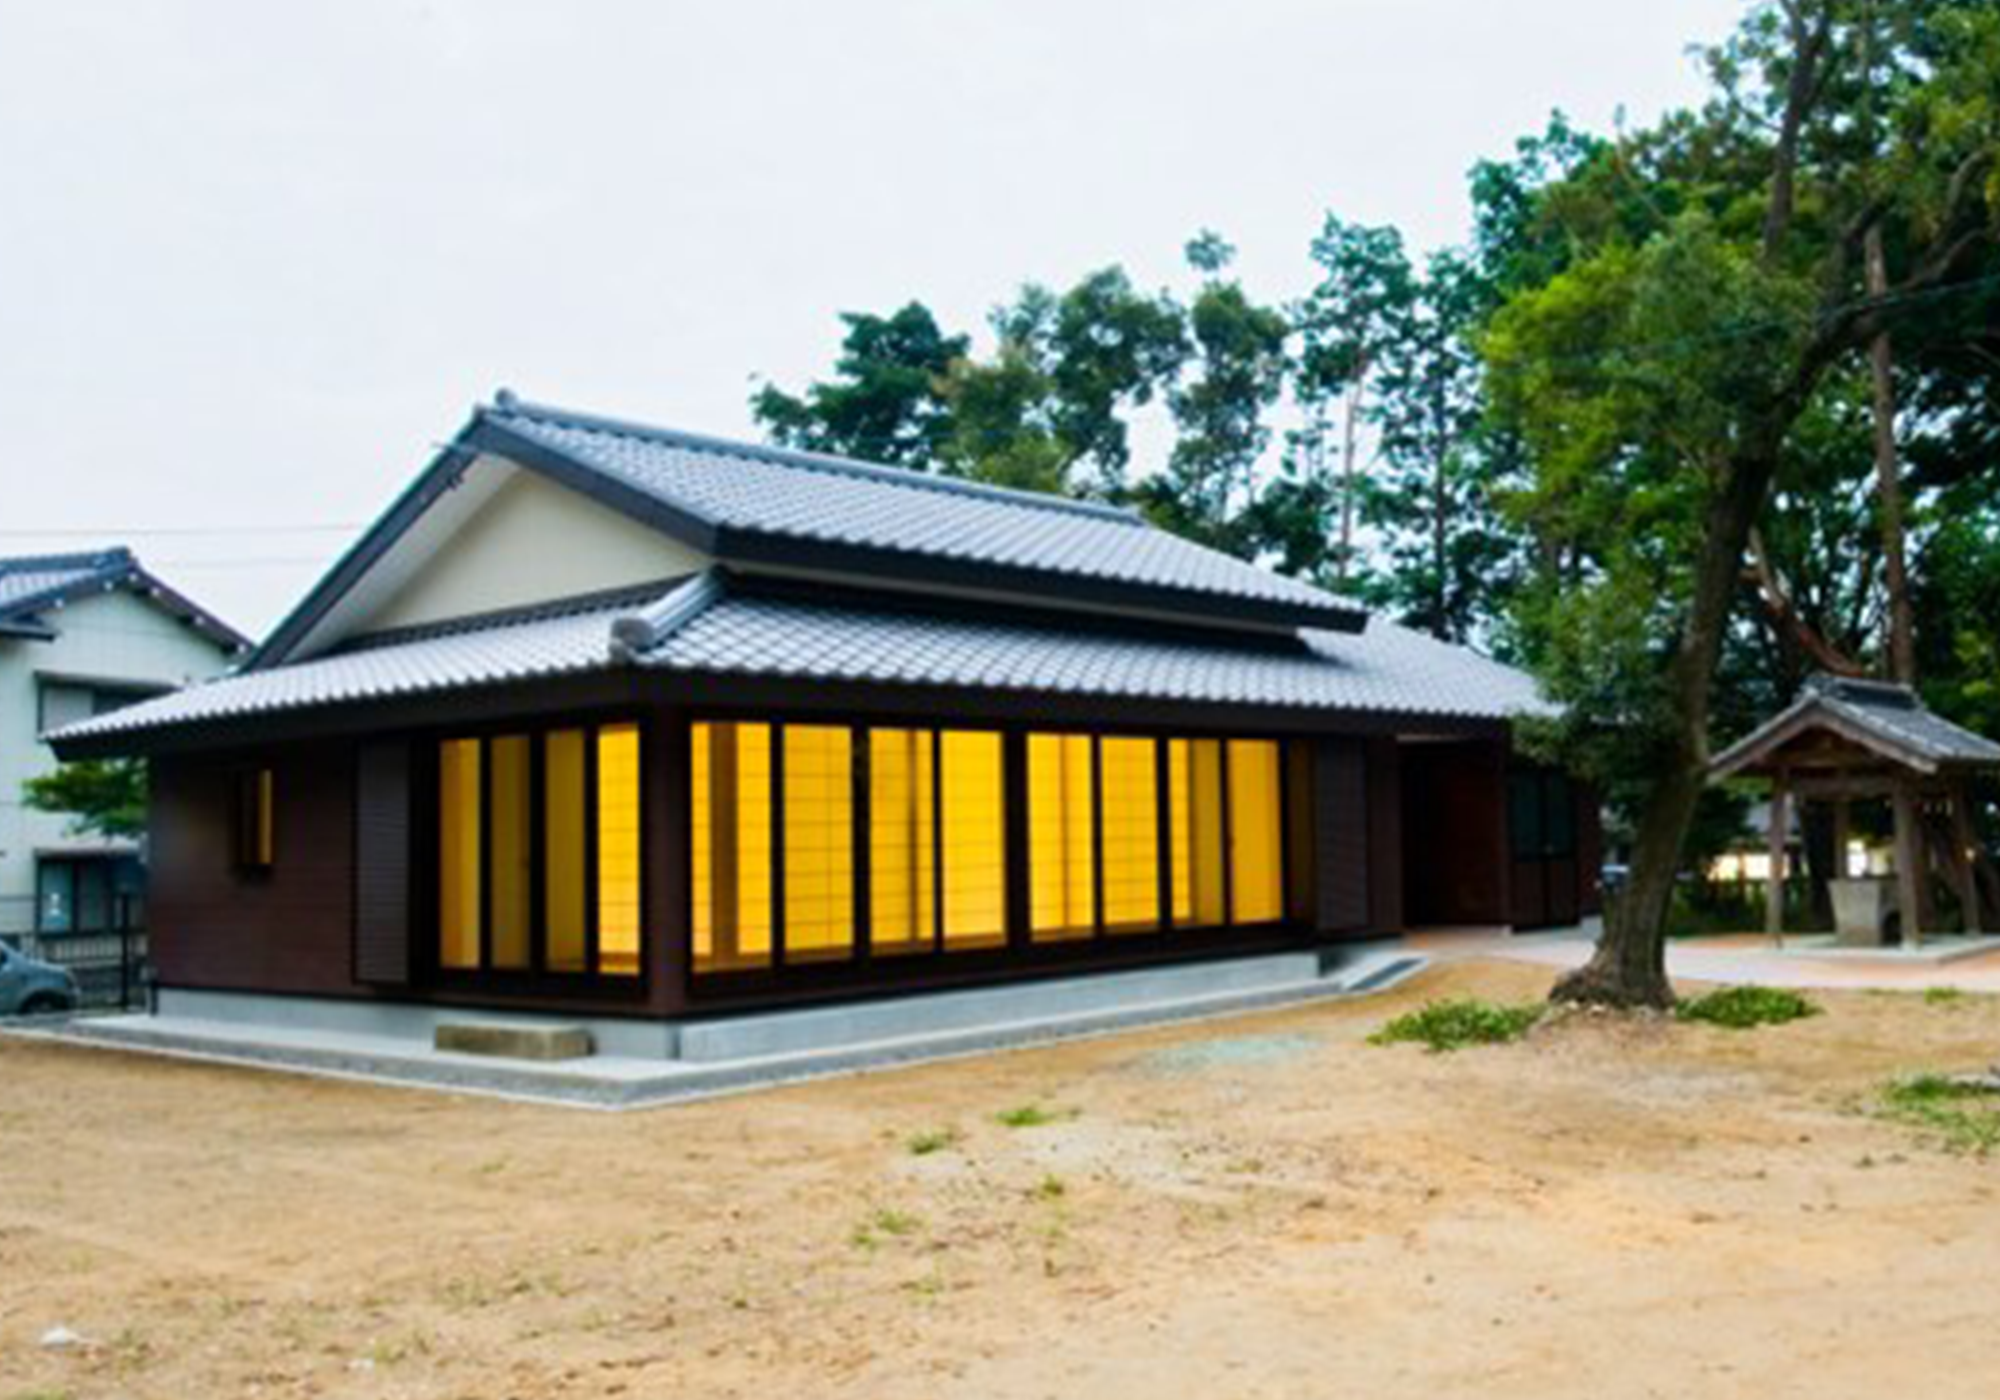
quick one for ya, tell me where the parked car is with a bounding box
[0,941,80,1015]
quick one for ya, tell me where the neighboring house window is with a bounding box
[435,722,641,980]
[688,721,1298,977]
[35,857,136,933]
[38,680,161,734]
[35,861,74,933]
[233,768,276,873]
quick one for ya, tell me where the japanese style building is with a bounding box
[51,393,1598,1030]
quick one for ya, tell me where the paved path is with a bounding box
[1409,924,2000,993]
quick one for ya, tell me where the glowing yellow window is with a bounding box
[595,723,642,976]
[1228,739,1284,924]
[437,738,482,970]
[544,729,589,973]
[1100,737,1160,933]
[1171,739,1226,928]
[692,721,774,972]
[783,725,854,962]
[488,734,532,970]
[941,730,1006,949]
[1028,733,1095,941]
[869,728,935,955]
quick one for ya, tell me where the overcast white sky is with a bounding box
[0,0,1748,636]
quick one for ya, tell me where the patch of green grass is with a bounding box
[1878,1074,2000,1155]
[1923,986,1967,1006]
[1029,1173,1066,1201]
[1675,986,1820,1029]
[1368,998,1544,1052]
[905,1126,962,1156]
[994,1103,1074,1129]
[851,1207,923,1249]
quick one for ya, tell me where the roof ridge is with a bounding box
[484,391,1147,528]
[609,568,727,661]
[335,578,680,654]
[0,546,134,575]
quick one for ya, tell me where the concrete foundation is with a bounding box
[20,947,1426,1110]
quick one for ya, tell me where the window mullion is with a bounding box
[584,726,600,977]
[529,730,547,975]
[1219,740,1234,930]
[771,723,788,968]
[1089,736,1106,940]
[1154,739,1173,935]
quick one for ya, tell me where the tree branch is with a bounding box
[1746,526,1866,675]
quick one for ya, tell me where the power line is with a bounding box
[0,522,362,539]
[149,557,334,569]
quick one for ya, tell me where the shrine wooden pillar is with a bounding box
[1892,779,1924,950]
[1766,772,1789,945]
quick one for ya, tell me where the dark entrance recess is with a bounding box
[1399,739,1511,927]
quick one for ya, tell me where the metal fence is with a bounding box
[10,920,149,1011]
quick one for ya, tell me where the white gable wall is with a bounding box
[0,589,238,932]
[338,459,710,640]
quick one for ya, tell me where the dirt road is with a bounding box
[4,961,1997,1399]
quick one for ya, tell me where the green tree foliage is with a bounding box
[1487,0,2000,1005]
[23,759,147,840]
[939,269,1188,495]
[752,303,970,468]
[1363,249,1523,643]
[1138,234,1290,553]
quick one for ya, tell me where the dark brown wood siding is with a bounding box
[1365,738,1404,935]
[150,742,359,995]
[1314,738,1370,933]
[140,671,1537,1017]
[352,738,412,985]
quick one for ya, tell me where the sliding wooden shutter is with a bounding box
[1314,738,1371,932]
[353,739,413,985]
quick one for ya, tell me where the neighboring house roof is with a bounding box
[53,569,1551,750]
[1710,673,2000,780]
[251,392,1365,668]
[0,548,249,651]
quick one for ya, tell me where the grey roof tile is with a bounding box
[634,587,1548,719]
[0,549,134,627]
[1711,673,2000,777]
[55,572,1547,747]
[52,600,633,743]
[484,399,1352,625]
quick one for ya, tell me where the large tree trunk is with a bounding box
[1865,224,1918,685]
[1554,443,1785,1008]
[1556,0,1837,1009]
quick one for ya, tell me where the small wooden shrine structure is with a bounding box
[1709,675,2000,947]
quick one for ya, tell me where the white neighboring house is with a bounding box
[0,550,245,939]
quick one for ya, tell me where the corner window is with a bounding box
[689,720,1301,979]
[233,768,276,873]
[435,722,643,979]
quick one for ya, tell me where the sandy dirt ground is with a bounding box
[5,960,2000,1400]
